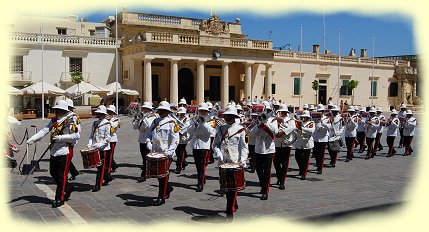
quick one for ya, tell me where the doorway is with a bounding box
[318,85,327,105]
[209,76,221,101]
[178,68,195,102]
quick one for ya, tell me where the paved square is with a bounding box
[5,114,421,223]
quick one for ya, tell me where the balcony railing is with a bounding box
[60,72,91,83]
[10,71,32,82]
[129,32,272,50]
[10,32,118,48]
[274,50,410,67]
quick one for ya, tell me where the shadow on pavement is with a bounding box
[300,202,403,223]
[9,195,52,206]
[71,182,94,192]
[116,193,155,207]
[111,174,140,181]
[33,176,55,185]
[173,206,227,223]
[170,181,197,191]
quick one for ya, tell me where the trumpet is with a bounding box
[169,112,186,129]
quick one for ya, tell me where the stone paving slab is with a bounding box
[4,114,422,224]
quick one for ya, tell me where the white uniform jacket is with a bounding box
[377,114,386,133]
[312,116,330,142]
[146,116,179,158]
[293,121,315,149]
[212,123,248,167]
[88,118,111,151]
[344,114,358,138]
[109,116,120,143]
[252,118,278,154]
[357,115,367,132]
[132,114,156,144]
[397,111,407,129]
[403,117,417,136]
[274,117,296,147]
[27,113,80,157]
[247,121,257,146]
[385,117,400,137]
[178,115,190,144]
[365,116,380,139]
[328,115,344,141]
[187,119,216,150]
[68,112,81,146]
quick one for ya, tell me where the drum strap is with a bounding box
[151,119,175,131]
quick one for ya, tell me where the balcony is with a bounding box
[274,50,410,67]
[10,32,118,48]
[124,31,272,50]
[10,71,32,84]
[60,72,91,83]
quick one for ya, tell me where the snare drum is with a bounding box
[80,148,101,169]
[146,153,170,178]
[219,163,245,191]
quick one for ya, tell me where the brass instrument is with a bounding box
[278,121,298,145]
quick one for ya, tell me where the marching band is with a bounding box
[23,96,418,221]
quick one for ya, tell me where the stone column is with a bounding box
[169,58,180,105]
[196,60,205,104]
[144,58,153,102]
[245,62,252,99]
[265,64,273,99]
[221,62,230,108]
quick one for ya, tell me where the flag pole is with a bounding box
[115,3,119,111]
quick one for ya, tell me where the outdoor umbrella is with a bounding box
[9,86,23,95]
[106,82,139,96]
[21,81,65,96]
[65,81,109,97]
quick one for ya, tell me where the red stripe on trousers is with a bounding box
[108,143,115,175]
[163,174,169,199]
[99,151,106,189]
[202,150,208,184]
[405,137,413,155]
[61,145,73,201]
[232,191,238,214]
[304,151,311,177]
[282,149,291,184]
[321,145,326,171]
[349,139,355,158]
[180,149,185,169]
[266,154,274,194]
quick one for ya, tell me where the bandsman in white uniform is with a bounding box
[312,104,330,174]
[107,105,120,174]
[273,104,295,189]
[132,102,157,182]
[206,101,216,164]
[187,103,216,192]
[175,106,190,174]
[402,110,417,156]
[65,98,81,181]
[373,107,386,154]
[27,100,80,208]
[87,105,112,192]
[327,105,343,167]
[344,106,358,162]
[212,105,248,221]
[397,103,407,148]
[385,109,400,157]
[364,107,380,160]
[146,101,179,206]
[357,107,368,153]
[251,102,278,200]
[293,110,315,180]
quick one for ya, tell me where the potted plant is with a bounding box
[71,71,84,105]
[346,80,359,105]
[312,80,319,105]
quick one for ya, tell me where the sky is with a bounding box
[81,8,415,57]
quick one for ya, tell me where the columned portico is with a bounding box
[221,62,230,108]
[169,58,180,104]
[196,60,205,104]
[265,64,273,99]
[144,58,153,102]
[245,62,253,99]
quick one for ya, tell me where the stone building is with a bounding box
[9,11,421,112]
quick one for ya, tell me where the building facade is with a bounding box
[9,12,421,112]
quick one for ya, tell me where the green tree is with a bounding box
[312,80,319,104]
[71,71,84,94]
[347,80,359,105]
